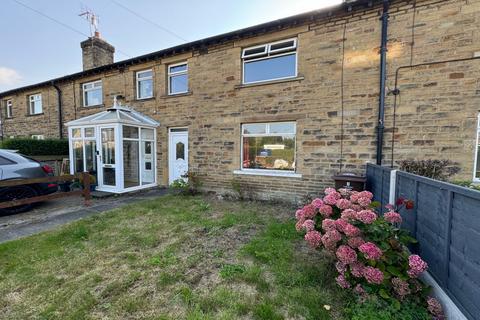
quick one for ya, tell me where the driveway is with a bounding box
[0,187,169,243]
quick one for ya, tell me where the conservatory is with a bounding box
[66,102,159,193]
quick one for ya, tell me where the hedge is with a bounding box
[0,138,69,156]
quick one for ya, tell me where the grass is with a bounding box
[0,194,349,319]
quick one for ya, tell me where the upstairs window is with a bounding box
[242,38,297,84]
[28,94,42,115]
[82,80,103,107]
[136,69,153,99]
[168,62,188,95]
[5,100,12,118]
[241,122,296,172]
[474,115,480,182]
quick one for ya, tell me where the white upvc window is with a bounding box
[136,69,153,99]
[5,100,12,118]
[241,122,297,173]
[474,114,480,182]
[82,80,103,107]
[28,94,42,115]
[242,38,297,84]
[168,62,188,95]
[31,134,45,140]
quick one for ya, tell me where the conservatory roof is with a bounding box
[65,105,159,128]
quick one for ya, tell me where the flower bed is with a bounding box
[295,188,446,319]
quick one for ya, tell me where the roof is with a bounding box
[0,0,378,97]
[65,104,159,127]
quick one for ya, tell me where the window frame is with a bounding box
[242,38,298,85]
[136,69,154,100]
[31,134,45,140]
[82,80,103,107]
[5,99,12,118]
[167,62,188,95]
[474,114,480,182]
[28,94,43,115]
[240,121,297,174]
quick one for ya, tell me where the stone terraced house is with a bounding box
[0,0,479,201]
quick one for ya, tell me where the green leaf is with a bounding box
[386,266,402,277]
[392,299,401,310]
[379,289,390,299]
[370,201,381,208]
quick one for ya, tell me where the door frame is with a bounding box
[168,127,189,184]
[97,125,119,192]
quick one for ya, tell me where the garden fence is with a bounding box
[366,163,479,320]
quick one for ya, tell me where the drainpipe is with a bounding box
[376,0,390,165]
[51,81,63,139]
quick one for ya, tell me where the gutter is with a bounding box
[51,81,63,139]
[376,0,390,165]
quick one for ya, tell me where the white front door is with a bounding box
[98,126,117,189]
[168,129,188,184]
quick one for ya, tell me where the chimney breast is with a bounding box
[80,35,115,70]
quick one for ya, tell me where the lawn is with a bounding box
[0,195,350,320]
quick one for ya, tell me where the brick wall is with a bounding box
[1,0,479,202]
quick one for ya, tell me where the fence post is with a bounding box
[388,169,397,205]
[443,190,453,287]
[82,172,91,207]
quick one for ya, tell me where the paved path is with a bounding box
[0,187,169,243]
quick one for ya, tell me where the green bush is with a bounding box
[398,159,460,181]
[0,138,69,156]
[346,296,431,320]
[451,180,480,191]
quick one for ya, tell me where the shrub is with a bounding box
[451,180,480,192]
[398,159,460,181]
[0,138,69,156]
[169,171,202,195]
[295,188,445,319]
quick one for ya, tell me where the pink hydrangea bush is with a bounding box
[295,188,439,317]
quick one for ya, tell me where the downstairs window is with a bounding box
[241,122,296,172]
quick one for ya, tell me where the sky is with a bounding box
[0,0,342,92]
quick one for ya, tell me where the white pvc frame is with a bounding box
[240,121,297,174]
[28,93,42,115]
[136,69,154,100]
[6,99,12,118]
[82,80,103,107]
[168,62,188,95]
[473,114,480,183]
[242,38,298,85]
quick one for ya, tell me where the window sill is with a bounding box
[82,104,104,109]
[161,91,192,98]
[235,76,304,89]
[136,96,155,102]
[233,169,302,178]
[27,113,44,117]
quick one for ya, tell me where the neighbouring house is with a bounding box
[0,0,479,200]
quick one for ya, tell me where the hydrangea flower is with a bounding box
[322,229,342,251]
[356,210,377,224]
[302,219,315,232]
[295,209,304,220]
[336,245,357,265]
[358,242,383,260]
[335,274,351,288]
[427,296,444,318]
[384,211,402,224]
[334,219,348,232]
[407,254,428,278]
[318,204,333,217]
[324,187,337,195]
[392,277,411,298]
[305,230,322,248]
[343,223,361,237]
[341,209,357,220]
[335,261,347,274]
[347,236,365,248]
[336,198,351,210]
[302,204,316,219]
[312,198,324,208]
[363,266,384,284]
[323,194,338,205]
[350,261,365,278]
[358,190,373,200]
[295,219,306,231]
[357,197,372,207]
[321,218,336,232]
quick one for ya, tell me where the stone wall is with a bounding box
[1,0,479,202]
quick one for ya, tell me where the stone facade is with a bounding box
[1,0,479,202]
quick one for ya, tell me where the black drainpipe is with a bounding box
[51,81,63,139]
[376,0,390,165]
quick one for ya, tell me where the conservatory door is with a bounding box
[98,126,117,189]
[168,129,188,184]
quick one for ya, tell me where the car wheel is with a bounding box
[0,185,38,215]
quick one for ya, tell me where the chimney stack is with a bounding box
[80,33,115,70]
